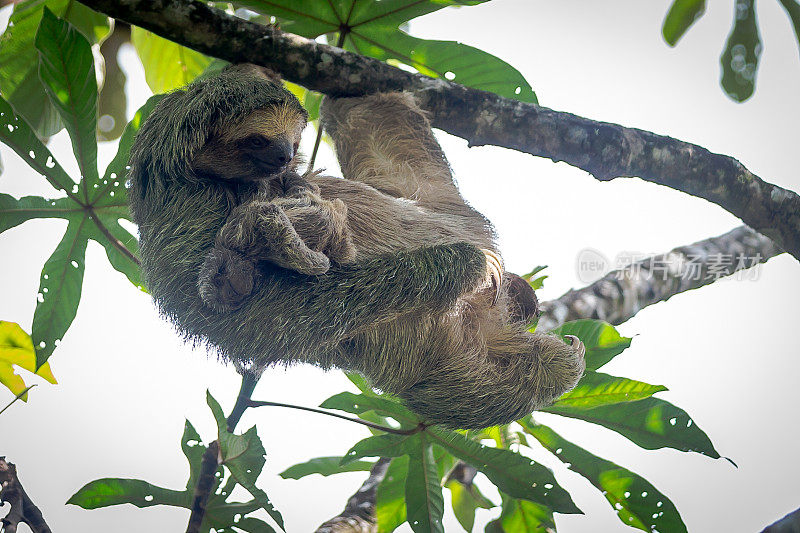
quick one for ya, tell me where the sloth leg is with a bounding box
[320,93,468,210]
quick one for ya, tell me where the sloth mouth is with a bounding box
[254,160,288,176]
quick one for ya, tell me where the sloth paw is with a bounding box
[481,248,504,306]
[198,247,258,312]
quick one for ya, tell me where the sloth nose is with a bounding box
[261,138,293,167]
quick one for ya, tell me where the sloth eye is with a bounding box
[244,136,269,149]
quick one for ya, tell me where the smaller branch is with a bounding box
[247,400,424,435]
[185,441,219,533]
[315,458,390,533]
[226,371,260,432]
[538,225,781,331]
[0,386,35,417]
[0,457,52,533]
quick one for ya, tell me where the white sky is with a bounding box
[1,0,799,532]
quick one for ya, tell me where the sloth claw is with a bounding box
[481,248,504,306]
[564,335,586,358]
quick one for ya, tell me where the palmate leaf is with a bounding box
[542,397,720,457]
[445,476,494,532]
[552,371,667,409]
[237,0,536,103]
[485,495,555,533]
[321,391,420,425]
[522,421,686,533]
[550,320,632,371]
[662,0,706,46]
[0,0,110,138]
[207,392,285,530]
[428,428,580,515]
[720,0,762,102]
[69,413,279,531]
[36,7,99,195]
[131,26,213,94]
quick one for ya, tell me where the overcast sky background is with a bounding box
[1,0,799,531]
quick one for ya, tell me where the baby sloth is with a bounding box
[127,65,585,429]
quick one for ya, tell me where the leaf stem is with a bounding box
[0,385,36,417]
[247,399,425,435]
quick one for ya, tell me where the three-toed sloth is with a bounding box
[128,64,585,429]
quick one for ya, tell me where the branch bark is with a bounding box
[314,458,390,533]
[538,225,782,330]
[0,457,52,533]
[78,0,800,261]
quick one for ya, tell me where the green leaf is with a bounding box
[279,456,374,479]
[0,0,107,137]
[32,218,89,366]
[67,478,189,509]
[720,0,761,102]
[523,422,686,533]
[446,478,494,532]
[341,433,412,465]
[207,391,285,530]
[35,8,99,193]
[235,517,278,533]
[377,456,409,533]
[0,94,76,194]
[131,26,212,93]
[542,397,720,457]
[0,194,76,233]
[550,320,632,371]
[180,420,206,490]
[321,391,420,425]
[662,0,707,46]
[778,0,800,60]
[552,371,667,409]
[428,428,580,515]
[85,213,141,287]
[405,434,444,533]
[497,495,555,533]
[240,0,535,102]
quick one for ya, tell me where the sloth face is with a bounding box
[193,101,307,183]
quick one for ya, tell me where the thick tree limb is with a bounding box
[314,458,390,533]
[538,225,781,330]
[0,457,52,533]
[761,506,800,532]
[314,225,781,529]
[77,0,800,260]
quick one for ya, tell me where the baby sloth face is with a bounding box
[193,100,307,183]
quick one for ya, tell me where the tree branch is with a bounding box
[314,458,390,533]
[761,506,800,532]
[0,457,52,533]
[538,225,781,330]
[78,0,800,260]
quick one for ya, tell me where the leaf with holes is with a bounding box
[207,392,285,530]
[0,0,109,137]
[404,433,444,533]
[542,397,720,457]
[522,422,686,533]
[377,456,409,533]
[662,0,706,46]
[238,0,536,102]
[279,456,374,479]
[720,0,762,102]
[552,371,667,409]
[341,433,413,465]
[36,8,99,192]
[550,319,632,371]
[0,95,75,194]
[131,27,212,94]
[428,428,580,514]
[0,321,57,398]
[31,218,89,366]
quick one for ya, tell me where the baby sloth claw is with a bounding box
[127,65,585,429]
